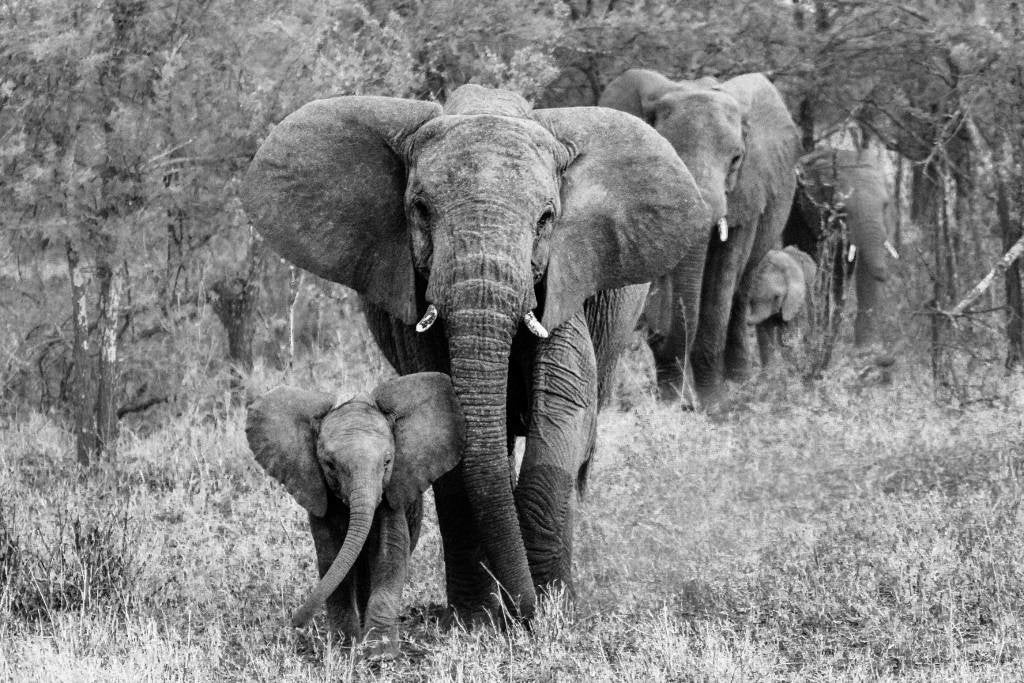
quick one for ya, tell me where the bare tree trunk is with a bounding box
[67,243,122,464]
[161,209,186,315]
[996,167,1024,369]
[287,266,303,369]
[95,261,122,457]
[931,161,958,396]
[68,243,97,465]
[797,97,815,153]
[893,155,903,252]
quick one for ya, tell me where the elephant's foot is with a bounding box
[694,378,728,409]
[656,378,684,403]
[724,364,753,383]
[360,623,401,660]
[324,602,362,642]
[653,359,685,401]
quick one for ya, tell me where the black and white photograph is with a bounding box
[1,1,1023,679]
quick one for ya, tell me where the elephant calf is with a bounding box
[245,372,464,655]
[747,246,816,366]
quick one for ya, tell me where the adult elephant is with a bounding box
[600,69,801,404]
[783,147,893,346]
[242,85,710,622]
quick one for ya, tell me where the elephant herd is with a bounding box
[239,69,897,654]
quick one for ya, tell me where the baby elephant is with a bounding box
[245,372,464,654]
[747,246,817,365]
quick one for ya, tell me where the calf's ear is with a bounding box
[372,373,465,510]
[246,387,335,517]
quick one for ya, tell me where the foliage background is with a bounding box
[2,0,1024,679]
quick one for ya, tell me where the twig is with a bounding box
[116,396,169,419]
[945,233,1024,316]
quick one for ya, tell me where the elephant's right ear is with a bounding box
[246,387,336,517]
[372,373,465,510]
[532,106,711,333]
[242,97,442,325]
[771,251,808,322]
[598,68,676,128]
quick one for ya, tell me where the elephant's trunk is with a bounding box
[442,243,537,619]
[291,487,376,628]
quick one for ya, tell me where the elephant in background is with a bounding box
[600,69,801,404]
[747,246,816,366]
[783,147,894,346]
[242,85,711,622]
[246,373,464,655]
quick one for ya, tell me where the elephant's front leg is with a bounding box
[724,290,754,381]
[755,318,781,367]
[431,468,500,625]
[364,304,497,623]
[692,226,751,402]
[647,256,705,403]
[585,283,648,406]
[362,507,412,657]
[516,312,597,594]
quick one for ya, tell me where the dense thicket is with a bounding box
[1,0,1021,459]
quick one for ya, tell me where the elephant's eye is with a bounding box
[410,197,432,228]
[728,154,742,174]
[536,206,554,235]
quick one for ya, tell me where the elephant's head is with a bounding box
[747,246,816,326]
[599,69,747,227]
[242,85,710,616]
[245,372,465,631]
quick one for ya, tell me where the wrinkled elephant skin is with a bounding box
[748,246,816,366]
[783,147,893,346]
[241,85,712,622]
[246,373,464,654]
[600,69,801,405]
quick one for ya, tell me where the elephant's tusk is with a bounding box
[884,240,900,259]
[523,311,549,338]
[416,304,438,333]
[847,244,857,262]
[718,217,729,242]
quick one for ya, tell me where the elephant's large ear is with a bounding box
[246,387,335,517]
[242,97,442,325]
[772,251,808,322]
[598,68,676,127]
[532,107,711,332]
[372,372,465,510]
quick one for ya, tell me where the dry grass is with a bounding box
[2,340,1024,681]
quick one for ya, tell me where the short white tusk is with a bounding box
[847,244,857,262]
[523,311,549,338]
[718,217,729,242]
[884,240,900,259]
[416,304,438,333]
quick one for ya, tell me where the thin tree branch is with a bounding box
[945,233,1024,316]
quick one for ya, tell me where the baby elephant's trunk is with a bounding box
[291,487,377,627]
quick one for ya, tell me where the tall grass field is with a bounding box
[2,317,1023,681]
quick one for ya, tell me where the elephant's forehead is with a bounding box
[411,116,558,196]
[319,400,393,449]
[660,91,742,138]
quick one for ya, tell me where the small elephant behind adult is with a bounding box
[245,372,464,654]
[747,246,817,366]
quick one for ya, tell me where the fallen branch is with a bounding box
[946,232,1024,316]
[116,396,169,419]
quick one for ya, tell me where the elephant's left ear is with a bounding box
[372,372,465,510]
[246,387,335,517]
[532,107,712,332]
